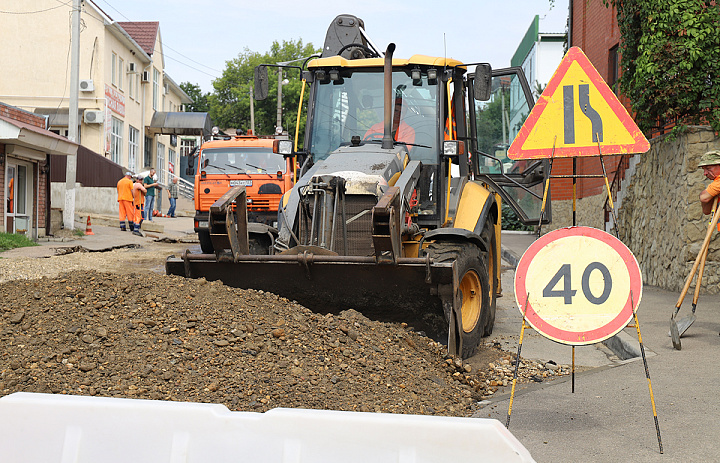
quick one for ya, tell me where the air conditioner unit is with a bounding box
[128,62,137,73]
[141,71,150,83]
[79,79,94,92]
[84,110,104,124]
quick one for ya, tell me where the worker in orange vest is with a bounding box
[116,172,134,231]
[132,175,147,236]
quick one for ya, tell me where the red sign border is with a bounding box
[514,226,642,345]
[507,47,650,160]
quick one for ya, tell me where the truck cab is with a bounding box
[189,132,293,253]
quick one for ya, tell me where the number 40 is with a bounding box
[542,262,612,305]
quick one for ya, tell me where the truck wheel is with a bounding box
[198,230,214,254]
[480,222,498,337]
[425,242,490,358]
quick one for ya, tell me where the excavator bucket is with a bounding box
[166,251,456,344]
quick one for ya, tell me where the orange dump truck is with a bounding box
[187,132,294,254]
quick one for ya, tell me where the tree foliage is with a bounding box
[179,82,209,113]
[606,0,720,134]
[208,39,320,140]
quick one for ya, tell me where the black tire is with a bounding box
[480,221,498,337]
[424,241,490,358]
[198,230,214,254]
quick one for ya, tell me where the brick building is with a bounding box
[546,0,627,230]
[0,103,77,238]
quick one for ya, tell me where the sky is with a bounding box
[91,0,569,94]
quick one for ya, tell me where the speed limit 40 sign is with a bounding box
[514,227,642,345]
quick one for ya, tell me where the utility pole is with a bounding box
[276,69,288,134]
[250,86,255,135]
[64,0,81,231]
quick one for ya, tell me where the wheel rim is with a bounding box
[460,269,482,333]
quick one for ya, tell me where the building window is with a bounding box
[153,68,160,110]
[144,136,153,168]
[111,52,117,87]
[110,117,123,164]
[608,45,620,94]
[156,142,166,183]
[128,126,139,172]
[169,148,177,177]
[128,66,134,100]
[118,57,124,91]
[180,138,196,156]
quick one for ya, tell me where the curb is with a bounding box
[501,246,521,269]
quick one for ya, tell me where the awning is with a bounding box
[32,108,83,128]
[147,112,214,138]
[0,115,78,157]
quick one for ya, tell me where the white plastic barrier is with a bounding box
[0,392,535,462]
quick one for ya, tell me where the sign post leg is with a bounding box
[631,291,664,454]
[571,346,575,393]
[598,140,620,239]
[537,138,555,236]
[506,293,530,429]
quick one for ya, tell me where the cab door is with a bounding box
[469,67,551,225]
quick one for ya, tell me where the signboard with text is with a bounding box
[514,227,642,345]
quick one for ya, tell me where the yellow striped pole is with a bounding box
[631,291,663,454]
[506,293,530,428]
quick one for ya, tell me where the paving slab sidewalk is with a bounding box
[486,230,720,462]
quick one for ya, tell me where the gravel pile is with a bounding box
[0,248,570,417]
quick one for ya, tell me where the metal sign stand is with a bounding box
[505,143,663,454]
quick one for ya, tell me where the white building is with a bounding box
[0,0,193,185]
[508,15,566,140]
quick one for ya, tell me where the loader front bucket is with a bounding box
[166,252,456,345]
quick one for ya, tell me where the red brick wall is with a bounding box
[0,144,4,231]
[0,102,45,129]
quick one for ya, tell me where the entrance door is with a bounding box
[5,162,32,235]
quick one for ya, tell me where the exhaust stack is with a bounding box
[382,43,396,150]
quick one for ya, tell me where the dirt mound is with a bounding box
[0,270,565,416]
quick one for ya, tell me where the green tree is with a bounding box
[179,82,209,113]
[475,87,510,154]
[605,0,720,134]
[208,39,320,141]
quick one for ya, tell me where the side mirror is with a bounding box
[202,158,209,169]
[254,65,269,101]
[473,64,492,101]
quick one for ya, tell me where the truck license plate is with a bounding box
[230,180,252,187]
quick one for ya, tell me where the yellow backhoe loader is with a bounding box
[167,15,549,358]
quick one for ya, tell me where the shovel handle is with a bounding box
[692,236,710,306]
[676,198,720,308]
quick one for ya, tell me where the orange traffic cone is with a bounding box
[85,216,94,235]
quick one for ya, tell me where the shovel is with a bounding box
[674,243,709,338]
[670,200,720,350]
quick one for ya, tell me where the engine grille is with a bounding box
[334,195,376,256]
[299,194,376,256]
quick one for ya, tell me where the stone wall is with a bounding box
[543,193,606,233]
[616,126,720,293]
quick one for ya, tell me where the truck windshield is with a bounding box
[201,147,284,175]
[309,69,439,164]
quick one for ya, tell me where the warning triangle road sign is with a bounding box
[508,47,650,160]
